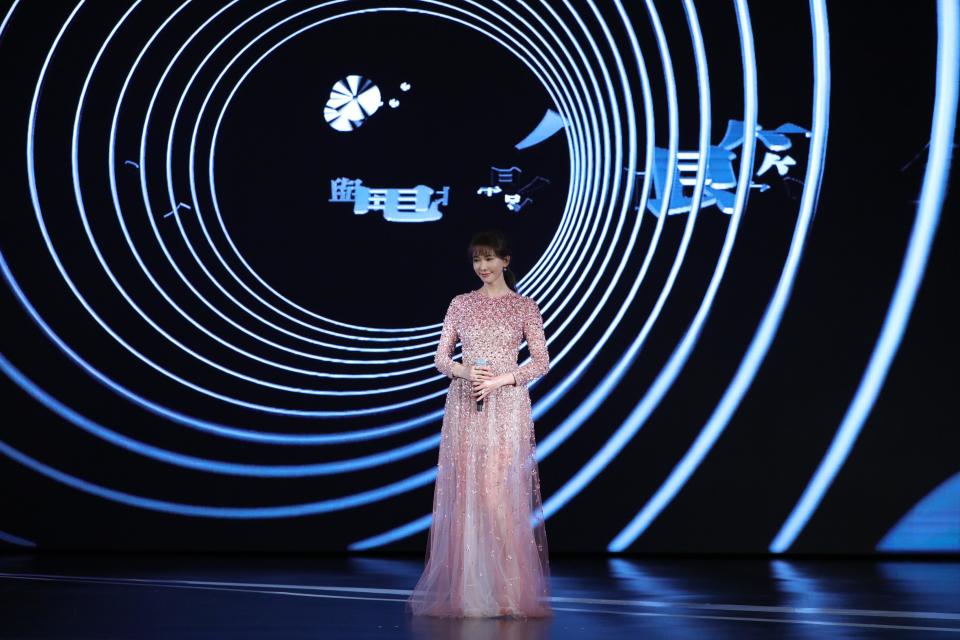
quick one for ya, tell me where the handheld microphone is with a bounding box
[474,357,488,412]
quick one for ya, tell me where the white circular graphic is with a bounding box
[324,74,382,132]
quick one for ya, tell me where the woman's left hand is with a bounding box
[472,374,510,403]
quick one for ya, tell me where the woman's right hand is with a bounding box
[458,363,493,382]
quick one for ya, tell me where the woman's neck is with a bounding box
[480,282,511,298]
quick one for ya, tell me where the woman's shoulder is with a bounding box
[447,291,473,310]
[499,291,540,317]
[514,292,539,308]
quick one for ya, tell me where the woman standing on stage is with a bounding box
[407,229,553,618]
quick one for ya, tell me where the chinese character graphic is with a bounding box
[641,120,810,216]
[330,179,450,222]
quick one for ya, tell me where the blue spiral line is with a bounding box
[66,5,492,396]
[0,528,35,548]
[514,0,653,460]
[2,0,748,526]
[62,2,592,420]
[0,0,600,511]
[29,2,454,402]
[72,4,587,400]
[518,0,619,311]
[0,437,439,518]
[61,0,606,425]
[419,0,592,295]
[0,0,18,43]
[539,0,710,521]
[127,0,605,432]
[7,1,584,460]
[519,0,615,305]
[0,1,589,447]
[0,0,712,524]
[0,352,445,477]
[188,0,587,336]
[18,3,588,471]
[511,0,603,297]
[139,2,462,353]
[11,0,612,460]
[153,4,579,366]
[0,243,447,442]
[68,2,575,405]
[83,3,439,371]
[2,3,576,442]
[771,0,957,553]
[0,4,451,489]
[609,0,830,551]
[12,1,437,515]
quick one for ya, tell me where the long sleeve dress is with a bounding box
[407,288,553,618]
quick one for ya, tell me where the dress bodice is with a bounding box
[434,289,550,386]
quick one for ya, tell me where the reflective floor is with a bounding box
[1,554,958,638]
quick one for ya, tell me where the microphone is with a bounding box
[474,357,488,412]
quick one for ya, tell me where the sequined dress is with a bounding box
[407,288,553,618]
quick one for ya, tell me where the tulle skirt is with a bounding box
[407,379,553,618]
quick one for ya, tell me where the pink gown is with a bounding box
[407,288,553,618]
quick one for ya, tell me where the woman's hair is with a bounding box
[468,229,517,291]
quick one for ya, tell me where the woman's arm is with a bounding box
[510,299,550,386]
[434,297,461,379]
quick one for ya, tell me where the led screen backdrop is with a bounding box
[0,0,956,554]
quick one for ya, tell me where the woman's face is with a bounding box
[472,248,509,284]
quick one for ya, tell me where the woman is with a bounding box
[407,230,553,618]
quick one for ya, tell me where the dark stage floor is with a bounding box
[0,554,957,638]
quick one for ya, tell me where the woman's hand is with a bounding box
[455,363,489,382]
[463,364,491,382]
[471,369,512,403]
